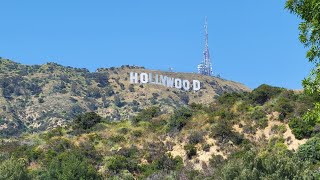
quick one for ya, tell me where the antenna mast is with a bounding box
[198,17,213,76]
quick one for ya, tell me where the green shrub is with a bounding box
[114,95,124,107]
[289,103,320,139]
[188,131,204,144]
[217,92,244,107]
[184,144,197,159]
[250,108,268,128]
[275,97,294,120]
[118,127,130,135]
[109,135,126,143]
[38,98,44,103]
[289,117,313,139]
[154,153,183,171]
[131,106,161,124]
[0,158,29,180]
[132,130,143,137]
[211,120,244,145]
[46,151,100,180]
[271,124,287,134]
[106,155,139,174]
[47,138,73,155]
[297,136,320,164]
[178,93,190,104]
[74,112,102,130]
[129,84,135,92]
[202,144,211,152]
[41,127,64,140]
[216,148,312,180]
[250,84,284,105]
[209,154,224,168]
[214,109,235,121]
[117,146,139,158]
[167,107,192,132]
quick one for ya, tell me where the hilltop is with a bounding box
[0,58,249,136]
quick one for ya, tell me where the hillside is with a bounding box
[2,59,320,179]
[0,83,319,179]
[0,58,249,136]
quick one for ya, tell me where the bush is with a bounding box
[217,92,244,107]
[297,136,320,164]
[271,124,287,134]
[202,144,211,152]
[41,127,64,140]
[118,127,130,135]
[250,108,268,128]
[211,120,243,145]
[109,135,126,143]
[275,97,294,120]
[215,148,314,180]
[188,131,204,144]
[250,84,284,105]
[131,106,161,124]
[289,117,313,139]
[106,155,139,174]
[179,93,190,104]
[209,154,224,168]
[38,98,44,103]
[289,103,320,139]
[184,144,197,159]
[129,84,135,92]
[167,107,193,132]
[46,151,100,180]
[114,95,124,107]
[132,130,143,137]
[74,112,102,130]
[214,109,235,121]
[46,138,73,155]
[154,153,183,171]
[0,158,29,180]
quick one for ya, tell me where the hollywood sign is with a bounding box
[130,72,201,91]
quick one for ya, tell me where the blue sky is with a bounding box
[0,1,312,89]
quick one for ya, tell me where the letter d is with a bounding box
[193,80,201,91]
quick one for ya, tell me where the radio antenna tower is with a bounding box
[198,17,213,76]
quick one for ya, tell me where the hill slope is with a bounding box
[0,58,249,136]
[0,84,317,179]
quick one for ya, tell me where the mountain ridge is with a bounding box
[0,58,249,136]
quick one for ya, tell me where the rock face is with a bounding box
[0,58,250,136]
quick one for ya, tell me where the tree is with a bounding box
[286,0,320,139]
[286,0,320,93]
[286,0,320,63]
